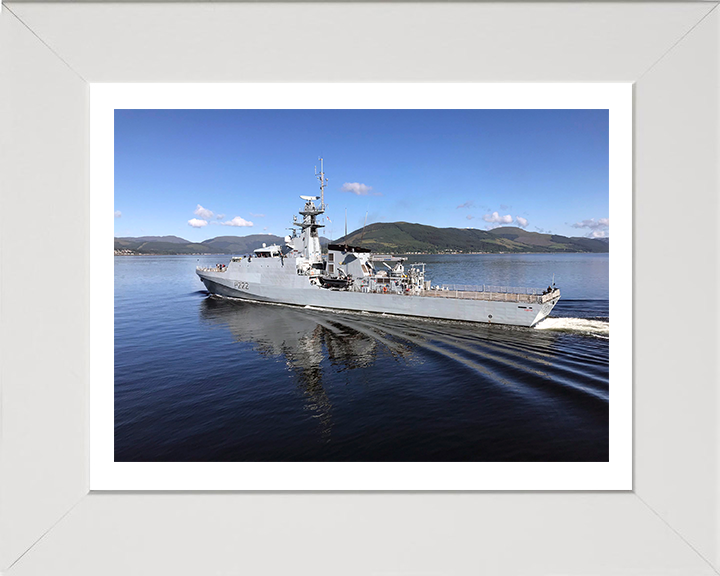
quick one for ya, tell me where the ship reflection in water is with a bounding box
[199,296,404,441]
[188,295,608,462]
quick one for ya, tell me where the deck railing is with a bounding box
[196,265,227,272]
[422,285,558,303]
[438,284,543,295]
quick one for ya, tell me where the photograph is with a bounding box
[5,0,718,571]
[113,107,611,464]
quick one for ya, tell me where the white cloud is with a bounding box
[341,182,375,196]
[572,217,609,238]
[573,217,609,230]
[221,216,254,227]
[194,204,214,220]
[114,211,122,218]
[516,216,529,228]
[466,215,474,220]
[216,214,225,220]
[457,201,474,209]
[250,212,265,218]
[483,211,513,224]
[188,218,208,228]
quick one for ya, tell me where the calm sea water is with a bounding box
[115,253,609,462]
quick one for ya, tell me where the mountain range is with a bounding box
[114,234,311,255]
[333,222,608,254]
[115,224,608,255]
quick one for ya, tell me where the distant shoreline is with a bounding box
[115,251,227,256]
[115,250,608,257]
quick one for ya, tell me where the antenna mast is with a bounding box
[360,211,368,246]
[315,157,328,210]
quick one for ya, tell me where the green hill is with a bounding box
[201,235,287,254]
[116,235,188,244]
[335,223,608,254]
[114,237,212,254]
[115,234,330,255]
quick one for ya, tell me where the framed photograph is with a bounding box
[91,83,631,491]
[2,2,718,574]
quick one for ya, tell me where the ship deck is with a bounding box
[420,286,560,305]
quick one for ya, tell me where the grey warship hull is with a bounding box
[196,265,560,328]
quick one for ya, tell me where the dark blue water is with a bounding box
[115,253,609,462]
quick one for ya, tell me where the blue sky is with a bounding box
[114,109,609,241]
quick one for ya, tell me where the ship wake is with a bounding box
[534,317,609,338]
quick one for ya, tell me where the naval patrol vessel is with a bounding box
[196,160,560,327]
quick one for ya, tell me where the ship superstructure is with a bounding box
[196,160,560,327]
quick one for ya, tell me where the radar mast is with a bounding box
[315,157,328,211]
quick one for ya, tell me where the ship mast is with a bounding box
[315,157,327,211]
[290,159,328,265]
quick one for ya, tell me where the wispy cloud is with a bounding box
[516,216,529,228]
[341,182,379,196]
[114,210,122,218]
[216,214,225,220]
[194,204,214,220]
[573,217,609,238]
[457,201,474,209]
[250,212,265,218]
[466,215,474,220]
[572,217,609,230]
[483,211,513,224]
[188,218,208,228]
[500,204,511,211]
[221,216,254,227]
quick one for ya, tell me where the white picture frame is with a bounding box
[1,2,719,574]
